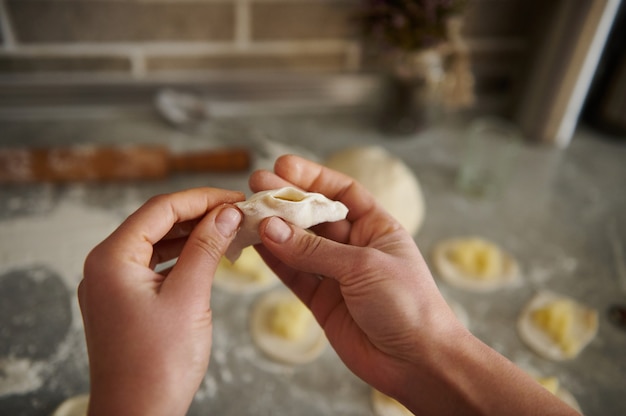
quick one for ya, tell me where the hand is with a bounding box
[249,155,580,415]
[78,188,244,416]
[249,155,456,391]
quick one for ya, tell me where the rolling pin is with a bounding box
[0,145,251,183]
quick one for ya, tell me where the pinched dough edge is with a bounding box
[225,187,348,262]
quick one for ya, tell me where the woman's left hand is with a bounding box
[78,187,244,416]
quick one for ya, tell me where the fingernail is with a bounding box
[265,217,292,243]
[216,207,242,237]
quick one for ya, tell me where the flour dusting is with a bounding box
[0,357,45,396]
[0,193,135,399]
[195,375,218,401]
[0,199,126,288]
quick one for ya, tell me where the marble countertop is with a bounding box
[1,110,625,415]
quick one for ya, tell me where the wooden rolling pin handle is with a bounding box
[0,146,170,183]
[0,146,251,183]
[170,147,251,173]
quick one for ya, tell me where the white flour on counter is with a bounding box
[0,357,46,396]
[0,194,135,397]
[0,326,89,398]
[0,199,128,288]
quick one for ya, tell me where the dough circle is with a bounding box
[214,246,279,294]
[250,289,326,365]
[517,291,598,361]
[51,394,89,416]
[524,369,582,413]
[325,146,425,236]
[446,298,470,329]
[371,389,414,416]
[555,388,582,414]
[431,236,520,292]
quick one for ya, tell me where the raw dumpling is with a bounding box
[432,236,520,292]
[226,187,348,262]
[250,289,326,365]
[325,146,425,236]
[517,291,598,361]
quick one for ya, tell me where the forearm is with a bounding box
[397,328,581,415]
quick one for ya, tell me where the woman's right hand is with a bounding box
[249,155,462,401]
[249,155,580,416]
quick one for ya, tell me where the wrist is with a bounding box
[87,368,194,416]
[396,325,580,415]
[392,322,480,414]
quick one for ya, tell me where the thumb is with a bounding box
[259,216,372,284]
[162,205,242,302]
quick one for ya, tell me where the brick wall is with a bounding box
[0,0,362,78]
[0,0,550,111]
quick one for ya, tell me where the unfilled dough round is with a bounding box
[446,298,470,329]
[51,394,89,416]
[523,370,582,413]
[431,236,520,292]
[325,146,425,236]
[555,388,581,413]
[214,246,279,294]
[250,289,326,365]
[517,291,598,361]
[371,389,414,416]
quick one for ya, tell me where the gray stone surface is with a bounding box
[0,111,624,415]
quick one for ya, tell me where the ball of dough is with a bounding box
[325,146,425,236]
